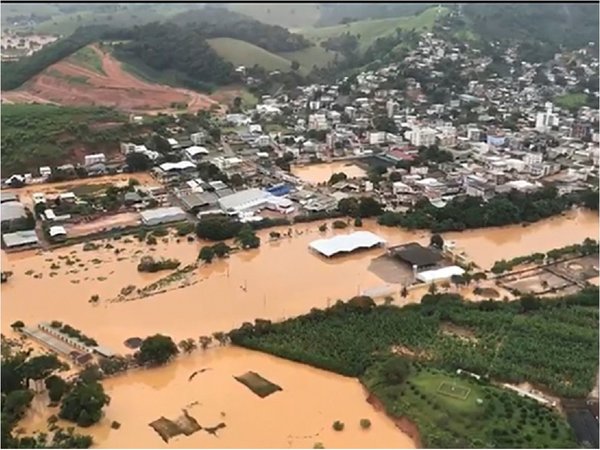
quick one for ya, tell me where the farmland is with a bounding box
[208,38,295,73]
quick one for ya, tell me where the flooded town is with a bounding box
[1,2,599,449]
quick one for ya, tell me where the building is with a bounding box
[409,126,437,147]
[417,266,465,283]
[179,192,218,214]
[39,166,52,178]
[48,225,67,242]
[535,103,559,132]
[0,192,18,204]
[84,153,106,166]
[218,188,273,215]
[190,131,207,145]
[1,201,28,229]
[140,207,187,226]
[309,231,387,257]
[184,146,209,162]
[2,229,39,249]
[388,242,443,271]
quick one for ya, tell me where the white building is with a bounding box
[184,146,209,161]
[84,153,106,166]
[39,166,52,178]
[140,207,187,226]
[308,114,329,130]
[386,99,398,118]
[409,126,437,147]
[535,103,559,132]
[190,131,207,145]
[218,188,273,215]
[524,152,543,173]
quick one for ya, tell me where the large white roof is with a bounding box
[417,266,465,283]
[309,231,386,257]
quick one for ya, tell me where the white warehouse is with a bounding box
[140,207,187,226]
[218,188,274,215]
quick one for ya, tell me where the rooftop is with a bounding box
[309,231,386,257]
[389,242,443,267]
[2,230,39,248]
[1,201,27,222]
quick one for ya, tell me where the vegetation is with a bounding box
[198,242,232,263]
[68,45,105,74]
[235,226,261,249]
[59,380,110,427]
[136,334,179,366]
[137,256,181,273]
[332,220,348,229]
[364,362,576,448]
[378,187,580,232]
[359,418,371,429]
[1,340,93,447]
[1,104,125,176]
[491,239,599,274]
[49,322,98,347]
[332,420,345,431]
[337,197,383,218]
[554,93,588,112]
[230,288,599,398]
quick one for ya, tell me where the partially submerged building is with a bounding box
[309,231,387,257]
[140,207,187,226]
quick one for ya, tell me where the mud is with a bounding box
[292,162,367,184]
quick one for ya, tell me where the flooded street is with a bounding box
[2,208,597,448]
[19,347,414,449]
[291,161,367,184]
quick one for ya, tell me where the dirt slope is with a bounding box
[3,45,220,114]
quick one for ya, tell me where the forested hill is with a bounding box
[460,3,599,53]
[170,6,312,53]
[112,23,236,91]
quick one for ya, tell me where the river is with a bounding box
[3,208,598,448]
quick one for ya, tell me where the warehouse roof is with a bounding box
[1,201,27,222]
[218,188,271,212]
[0,192,18,203]
[140,206,186,222]
[180,192,218,210]
[417,266,465,283]
[389,242,442,267]
[309,231,386,257]
[2,230,39,248]
[159,161,196,172]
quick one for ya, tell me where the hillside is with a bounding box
[227,3,322,29]
[3,44,218,114]
[0,104,126,176]
[208,38,295,73]
[301,6,445,52]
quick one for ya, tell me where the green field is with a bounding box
[555,92,588,111]
[208,37,295,73]
[364,364,576,448]
[68,45,105,75]
[279,44,339,72]
[299,6,447,51]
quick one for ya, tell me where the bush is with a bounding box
[332,420,345,431]
[152,227,169,237]
[360,418,371,429]
[175,222,195,236]
[137,256,181,273]
[146,235,157,245]
[332,220,348,229]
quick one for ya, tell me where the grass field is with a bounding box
[555,92,588,111]
[299,6,447,52]
[364,365,576,448]
[208,37,295,73]
[279,44,339,72]
[68,45,105,75]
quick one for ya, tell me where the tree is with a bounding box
[354,217,363,227]
[198,335,213,350]
[235,226,260,249]
[125,152,152,172]
[358,197,383,218]
[360,418,371,429]
[137,334,178,366]
[198,246,215,263]
[429,234,444,250]
[59,381,110,427]
[332,420,345,431]
[520,294,541,313]
[178,338,197,354]
[230,173,244,187]
[23,354,62,382]
[291,60,300,71]
[381,357,410,384]
[212,331,228,346]
[450,274,466,290]
[45,375,70,403]
[10,320,24,331]
[212,242,231,257]
[401,286,409,298]
[328,172,348,185]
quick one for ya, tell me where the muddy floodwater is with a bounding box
[2,208,598,448]
[19,347,414,449]
[291,161,367,184]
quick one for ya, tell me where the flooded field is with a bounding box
[2,208,598,448]
[18,347,414,449]
[291,161,367,184]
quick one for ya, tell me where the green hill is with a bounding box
[279,44,339,72]
[301,6,446,52]
[228,3,322,29]
[208,37,295,73]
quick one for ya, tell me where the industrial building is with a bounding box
[218,188,273,215]
[309,231,387,257]
[2,230,39,249]
[1,201,28,229]
[388,242,443,270]
[140,207,187,226]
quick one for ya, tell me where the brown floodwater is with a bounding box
[19,346,415,449]
[3,208,598,448]
[291,161,367,184]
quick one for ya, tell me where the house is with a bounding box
[184,146,209,162]
[2,229,39,249]
[190,131,207,145]
[48,225,67,242]
[39,166,52,178]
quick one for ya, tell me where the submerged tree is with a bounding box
[137,334,178,366]
[59,381,110,427]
